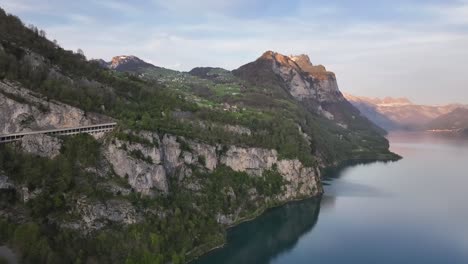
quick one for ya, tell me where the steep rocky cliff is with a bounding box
[233,51,384,134]
[19,134,62,158]
[104,130,322,203]
[234,51,344,107]
[0,80,111,134]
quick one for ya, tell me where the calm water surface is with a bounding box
[194,132,468,264]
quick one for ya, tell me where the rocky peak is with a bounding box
[259,52,329,76]
[292,56,328,77]
[109,55,153,71]
[234,51,381,129]
[259,51,300,70]
[236,51,342,103]
[289,54,312,65]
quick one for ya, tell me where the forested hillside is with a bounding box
[0,7,398,264]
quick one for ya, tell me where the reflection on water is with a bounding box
[195,133,468,264]
[192,198,321,264]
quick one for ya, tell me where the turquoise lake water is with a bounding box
[194,132,468,264]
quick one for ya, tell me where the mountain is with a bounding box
[189,67,236,83]
[427,108,468,132]
[94,55,178,80]
[107,55,155,71]
[343,94,400,131]
[93,55,155,71]
[234,51,342,104]
[233,51,386,134]
[345,94,466,131]
[0,7,398,264]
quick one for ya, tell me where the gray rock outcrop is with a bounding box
[0,81,111,134]
[20,134,62,159]
[104,130,322,201]
[63,197,141,232]
[105,139,168,195]
[220,147,278,176]
[248,51,343,103]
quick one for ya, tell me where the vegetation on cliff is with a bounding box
[0,7,398,264]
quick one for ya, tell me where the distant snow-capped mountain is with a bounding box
[344,94,467,131]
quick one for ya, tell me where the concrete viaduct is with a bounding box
[0,122,117,143]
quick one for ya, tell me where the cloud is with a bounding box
[0,0,50,14]
[428,2,468,25]
[68,14,95,24]
[97,0,143,15]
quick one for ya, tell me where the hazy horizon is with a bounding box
[1,0,467,105]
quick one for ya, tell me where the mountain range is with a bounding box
[107,51,385,135]
[427,108,468,133]
[345,94,468,133]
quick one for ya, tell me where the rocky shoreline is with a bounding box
[187,153,400,262]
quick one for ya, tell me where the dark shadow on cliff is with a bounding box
[192,198,322,264]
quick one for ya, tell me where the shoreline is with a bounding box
[189,154,399,262]
[188,195,324,263]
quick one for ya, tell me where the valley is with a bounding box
[345,94,468,136]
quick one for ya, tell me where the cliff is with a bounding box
[233,51,386,135]
[104,131,322,200]
[0,80,112,134]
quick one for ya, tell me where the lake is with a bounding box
[193,132,468,264]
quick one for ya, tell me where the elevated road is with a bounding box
[0,122,117,143]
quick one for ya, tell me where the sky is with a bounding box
[1,0,468,105]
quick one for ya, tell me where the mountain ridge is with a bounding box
[93,55,160,72]
[345,93,468,131]
[427,107,468,131]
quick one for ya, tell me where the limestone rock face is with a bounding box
[219,146,323,200]
[0,81,111,134]
[20,134,62,159]
[105,139,168,195]
[276,159,321,200]
[268,52,341,103]
[66,197,141,232]
[220,147,278,176]
[232,51,374,126]
[161,135,182,175]
[108,55,155,72]
[104,130,323,202]
[243,51,343,103]
[189,141,218,171]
